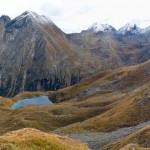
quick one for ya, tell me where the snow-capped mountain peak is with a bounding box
[15,11,53,24]
[87,22,150,35]
[88,23,116,32]
[118,23,142,35]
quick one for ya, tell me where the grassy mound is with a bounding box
[0,128,89,150]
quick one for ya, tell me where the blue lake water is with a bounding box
[11,96,52,110]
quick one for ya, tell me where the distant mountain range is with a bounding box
[87,22,150,35]
[1,11,150,96]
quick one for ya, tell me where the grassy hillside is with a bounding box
[0,128,89,150]
[56,83,150,133]
[49,59,150,103]
[1,60,150,134]
[102,125,150,150]
[0,97,13,110]
[51,60,150,133]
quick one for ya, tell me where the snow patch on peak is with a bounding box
[17,11,53,24]
[119,23,142,35]
[121,23,135,29]
[88,23,116,32]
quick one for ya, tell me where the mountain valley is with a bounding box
[1,11,150,150]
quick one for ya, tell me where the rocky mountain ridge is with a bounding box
[1,11,150,96]
[87,22,150,35]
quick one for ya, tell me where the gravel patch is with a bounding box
[63,121,150,150]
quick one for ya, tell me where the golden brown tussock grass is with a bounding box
[49,65,135,103]
[49,59,150,103]
[1,60,150,135]
[55,81,150,133]
[52,60,150,133]
[0,128,89,150]
[0,97,12,109]
[102,125,150,150]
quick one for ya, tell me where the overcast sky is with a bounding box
[1,0,150,33]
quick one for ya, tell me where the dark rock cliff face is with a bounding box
[1,11,150,97]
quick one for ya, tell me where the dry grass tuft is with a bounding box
[0,128,89,150]
[0,97,12,110]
